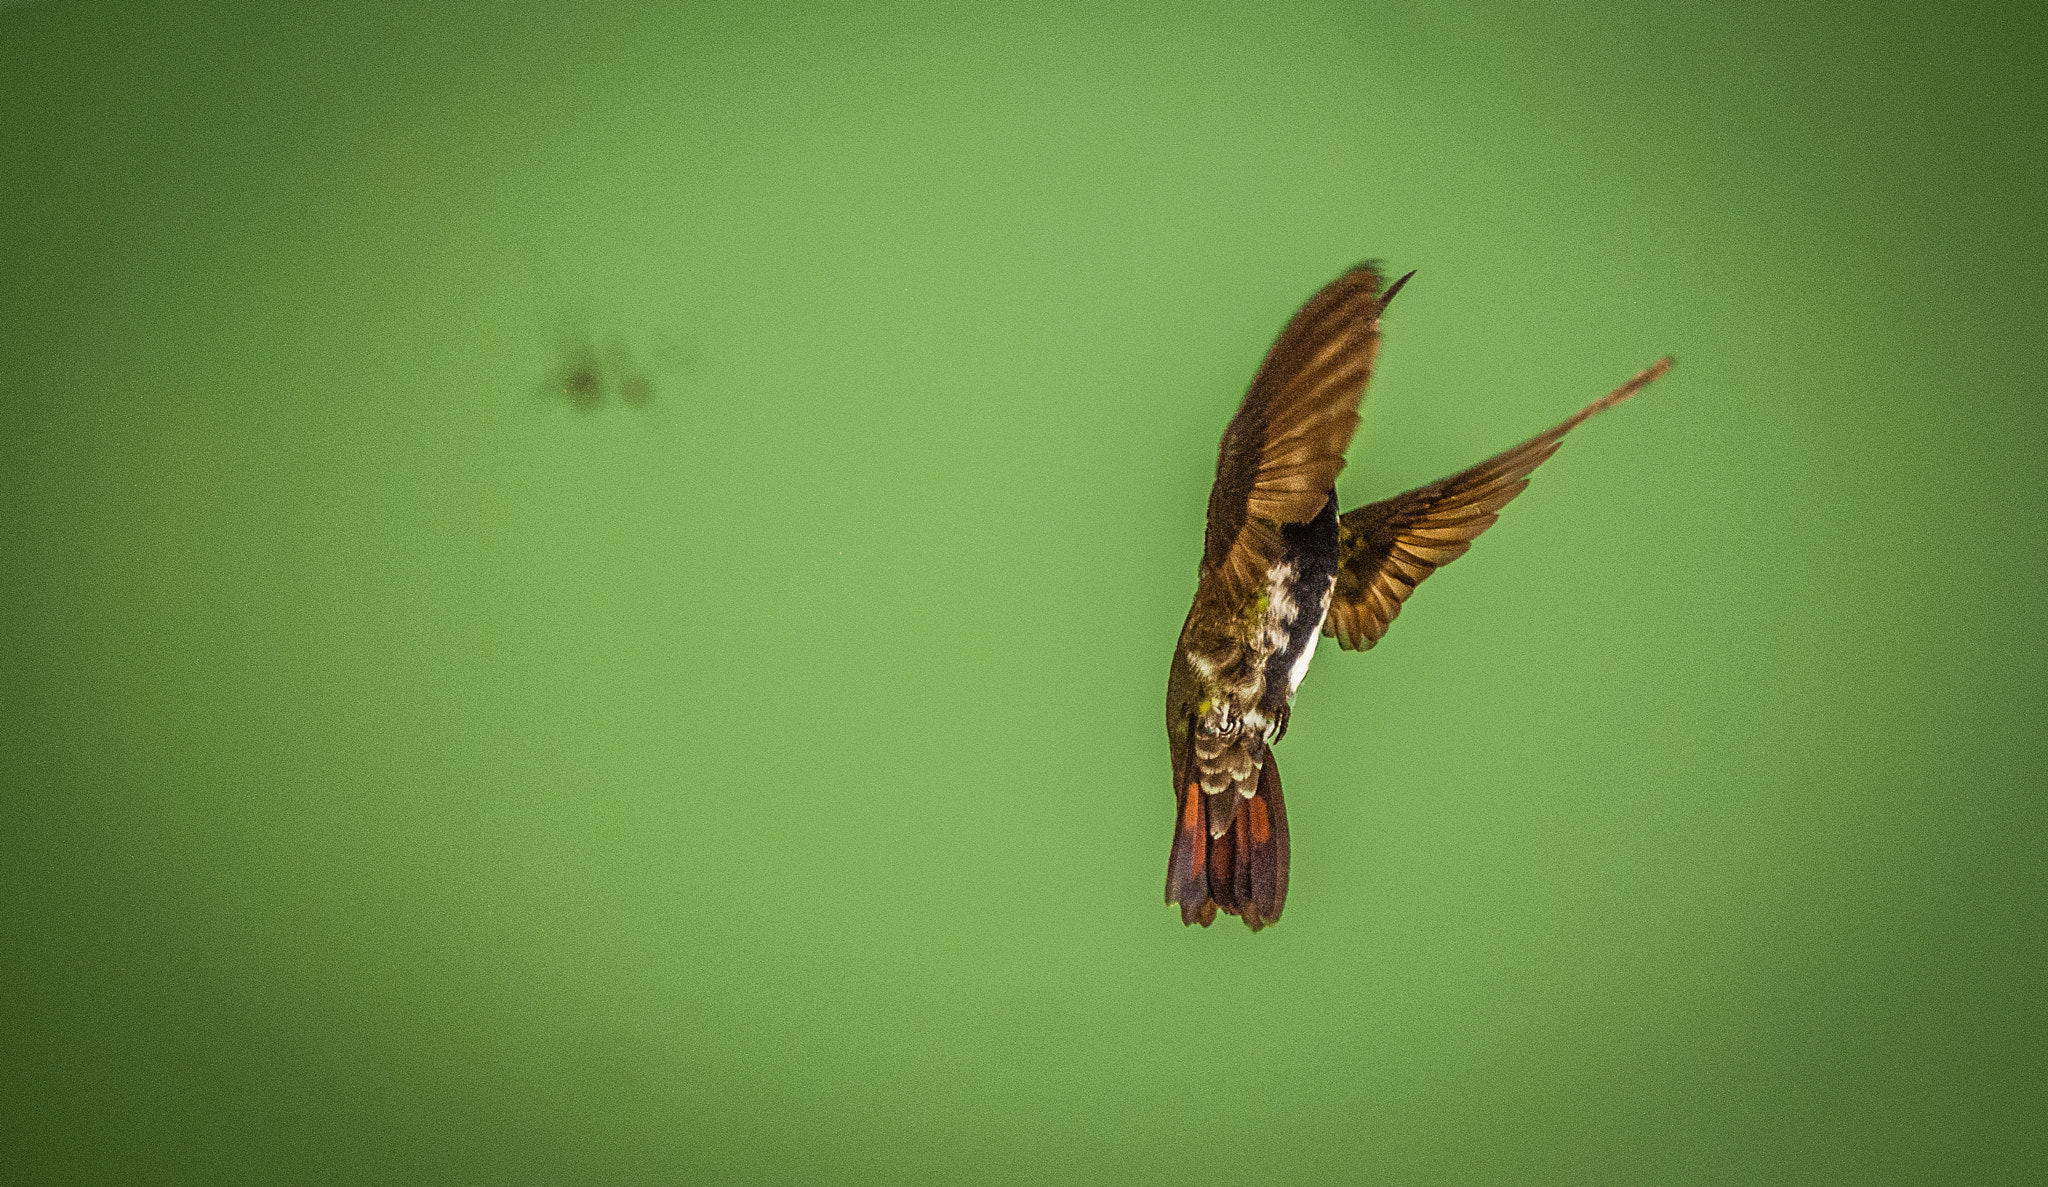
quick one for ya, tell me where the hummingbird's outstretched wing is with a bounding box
[1323,357,1673,652]
[1202,263,1411,610]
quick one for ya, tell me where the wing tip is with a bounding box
[1597,355,1676,412]
[1379,269,1416,309]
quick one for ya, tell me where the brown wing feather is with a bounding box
[1323,357,1673,652]
[1203,264,1410,609]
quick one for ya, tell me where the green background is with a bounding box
[4,1,2042,1182]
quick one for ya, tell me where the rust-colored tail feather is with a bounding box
[1166,751,1291,931]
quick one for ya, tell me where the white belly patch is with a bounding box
[1287,626,1320,695]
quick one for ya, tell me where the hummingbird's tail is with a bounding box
[1166,750,1291,931]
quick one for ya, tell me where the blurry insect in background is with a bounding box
[535,332,664,419]
[522,244,682,424]
[554,344,606,410]
[529,314,606,411]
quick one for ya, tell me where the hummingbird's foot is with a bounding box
[1242,705,1288,745]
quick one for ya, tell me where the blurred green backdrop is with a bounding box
[4,0,2043,1182]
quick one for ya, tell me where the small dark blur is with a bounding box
[539,335,656,413]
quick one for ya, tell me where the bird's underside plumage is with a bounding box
[1166,261,1672,931]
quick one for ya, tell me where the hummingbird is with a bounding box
[1165,262,1672,930]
